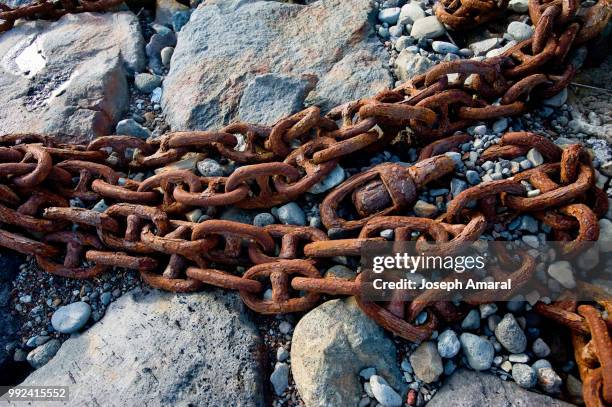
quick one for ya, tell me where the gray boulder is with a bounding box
[162,0,393,130]
[427,369,575,407]
[17,288,265,406]
[0,12,145,144]
[291,297,405,407]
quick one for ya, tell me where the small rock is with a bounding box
[360,367,377,380]
[437,329,460,358]
[512,363,537,388]
[151,87,163,104]
[116,119,151,139]
[479,303,498,319]
[469,38,500,55]
[495,313,527,354]
[26,339,61,369]
[369,375,403,407]
[507,21,533,42]
[598,219,612,252]
[431,41,459,54]
[409,341,443,383]
[253,213,276,227]
[543,88,567,107]
[460,333,494,371]
[509,353,530,363]
[398,3,425,25]
[410,16,445,40]
[277,347,289,362]
[492,118,508,133]
[270,362,290,396]
[413,200,438,218]
[100,292,112,306]
[278,321,292,335]
[450,178,468,198]
[325,265,356,280]
[532,359,552,371]
[537,368,562,394]
[308,165,345,194]
[378,7,401,24]
[466,170,481,185]
[527,148,544,167]
[14,348,27,362]
[160,46,174,67]
[51,302,91,334]
[509,0,529,12]
[134,73,162,93]
[532,338,551,358]
[277,203,306,226]
[547,261,576,289]
[461,309,480,330]
[197,158,224,177]
[394,50,434,81]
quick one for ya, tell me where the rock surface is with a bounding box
[427,369,575,407]
[163,0,393,130]
[18,288,266,406]
[291,297,405,407]
[0,12,145,143]
[0,253,22,383]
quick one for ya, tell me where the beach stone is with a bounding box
[369,375,403,407]
[512,363,537,388]
[495,313,527,354]
[163,0,392,130]
[0,12,145,143]
[115,119,151,139]
[437,329,461,358]
[547,261,576,289]
[134,73,162,93]
[26,339,61,369]
[291,298,405,407]
[51,302,91,334]
[394,49,434,81]
[410,16,445,40]
[460,333,494,371]
[398,3,426,25]
[507,21,533,42]
[409,341,443,383]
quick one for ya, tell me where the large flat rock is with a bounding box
[15,288,266,406]
[427,369,575,407]
[162,0,393,129]
[0,12,145,144]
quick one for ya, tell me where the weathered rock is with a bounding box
[163,0,393,130]
[26,339,61,369]
[409,341,443,383]
[495,313,527,354]
[394,49,434,81]
[427,369,574,407]
[0,12,145,143]
[18,288,265,406]
[410,15,445,40]
[292,297,405,407]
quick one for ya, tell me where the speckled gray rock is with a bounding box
[26,339,61,369]
[507,21,533,42]
[291,298,406,407]
[459,333,494,371]
[410,16,445,40]
[538,367,562,394]
[512,363,537,388]
[19,288,265,406]
[437,329,460,358]
[163,0,392,130]
[495,313,527,354]
[409,341,443,383]
[271,362,290,396]
[155,0,189,27]
[0,253,20,383]
[394,49,434,81]
[369,375,403,407]
[51,301,91,334]
[0,12,145,144]
[277,202,306,226]
[427,369,574,407]
[115,119,151,139]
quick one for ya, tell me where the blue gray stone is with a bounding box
[459,333,494,371]
[512,363,537,388]
[495,313,527,354]
[51,302,91,334]
[116,119,151,139]
[277,203,306,226]
[437,329,460,358]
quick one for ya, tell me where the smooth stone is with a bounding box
[547,261,576,289]
[509,0,529,12]
[495,313,527,354]
[398,3,425,25]
[492,117,508,133]
[538,368,562,394]
[378,7,401,24]
[51,302,91,334]
[459,333,494,371]
[291,298,405,407]
[160,46,174,67]
[277,202,306,226]
[369,375,403,407]
[532,338,551,358]
[512,363,537,388]
[532,359,552,371]
[197,158,224,177]
[308,165,345,194]
[115,119,151,139]
[466,170,481,185]
[469,38,500,55]
[410,16,445,40]
[270,362,290,396]
[431,41,459,54]
[394,49,434,81]
[437,329,460,358]
[134,73,162,93]
[543,88,568,107]
[409,341,443,384]
[253,213,276,227]
[413,200,438,218]
[461,309,480,330]
[507,21,533,42]
[26,339,61,369]
[527,148,544,167]
[325,265,356,280]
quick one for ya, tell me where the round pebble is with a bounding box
[277,202,306,226]
[512,363,537,388]
[495,313,527,354]
[460,333,494,371]
[437,329,460,358]
[51,302,91,334]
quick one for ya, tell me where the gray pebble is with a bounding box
[51,302,91,334]
[116,119,151,139]
[277,202,306,226]
[378,7,401,24]
[532,338,551,358]
[437,329,460,358]
[253,213,276,227]
[537,367,562,394]
[277,347,289,362]
[360,367,377,380]
[532,359,552,371]
[432,41,459,54]
[270,362,290,396]
[369,375,403,407]
[460,333,494,370]
[461,309,480,330]
[160,46,174,67]
[26,339,61,369]
[512,363,537,388]
[197,158,224,177]
[134,73,162,93]
[495,313,527,354]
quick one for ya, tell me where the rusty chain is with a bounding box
[0,0,611,404]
